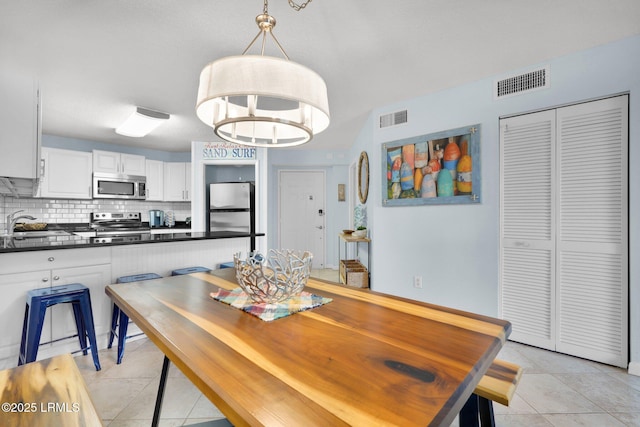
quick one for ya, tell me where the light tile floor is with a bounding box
[74,269,640,426]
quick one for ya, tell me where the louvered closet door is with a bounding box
[500,110,556,350]
[500,95,628,368]
[556,96,628,367]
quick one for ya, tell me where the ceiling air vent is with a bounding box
[379,110,408,128]
[494,66,550,99]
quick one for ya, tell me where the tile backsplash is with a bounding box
[0,195,191,229]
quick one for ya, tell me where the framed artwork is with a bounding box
[382,124,481,206]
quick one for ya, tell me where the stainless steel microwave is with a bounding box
[93,173,147,200]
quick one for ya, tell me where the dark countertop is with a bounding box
[38,221,192,232]
[0,231,265,253]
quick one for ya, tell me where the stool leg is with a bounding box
[108,303,120,349]
[116,310,130,364]
[18,304,31,366]
[72,302,88,356]
[459,393,480,427]
[23,301,48,365]
[78,292,101,371]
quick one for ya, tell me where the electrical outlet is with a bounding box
[413,276,423,289]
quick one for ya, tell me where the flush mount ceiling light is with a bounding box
[196,0,329,148]
[116,107,170,138]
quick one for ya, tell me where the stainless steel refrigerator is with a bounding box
[208,182,255,249]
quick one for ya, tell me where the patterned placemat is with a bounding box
[210,287,332,322]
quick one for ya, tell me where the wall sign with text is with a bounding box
[201,142,257,160]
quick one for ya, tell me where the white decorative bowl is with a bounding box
[353,229,367,238]
[234,249,313,304]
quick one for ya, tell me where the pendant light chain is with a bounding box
[264,0,314,13]
[288,0,313,11]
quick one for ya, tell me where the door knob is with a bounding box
[316,225,323,229]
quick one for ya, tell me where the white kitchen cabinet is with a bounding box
[0,270,51,368]
[93,150,145,175]
[0,248,111,369]
[38,147,92,199]
[48,263,111,347]
[145,159,164,201]
[0,69,40,181]
[163,162,191,201]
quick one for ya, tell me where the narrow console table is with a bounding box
[338,232,371,285]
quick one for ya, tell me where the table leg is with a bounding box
[459,393,480,427]
[152,355,171,427]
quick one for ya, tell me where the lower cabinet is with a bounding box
[0,248,111,369]
[0,238,250,369]
[48,264,112,346]
[0,270,51,365]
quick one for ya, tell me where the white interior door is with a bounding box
[500,95,629,367]
[278,171,326,269]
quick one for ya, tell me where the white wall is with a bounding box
[352,35,640,372]
[43,135,190,162]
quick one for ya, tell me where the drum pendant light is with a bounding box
[196,0,329,148]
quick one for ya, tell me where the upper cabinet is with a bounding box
[145,159,164,201]
[163,162,191,201]
[93,150,145,175]
[0,70,41,180]
[38,148,92,199]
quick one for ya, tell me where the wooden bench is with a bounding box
[0,353,103,426]
[460,358,523,427]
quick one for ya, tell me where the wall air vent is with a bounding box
[495,66,550,99]
[379,110,408,128]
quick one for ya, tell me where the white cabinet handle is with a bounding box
[48,257,55,262]
[53,275,60,281]
[42,278,49,283]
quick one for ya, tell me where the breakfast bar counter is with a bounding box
[0,232,264,370]
[0,231,264,253]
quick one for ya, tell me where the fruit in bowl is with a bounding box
[234,249,313,304]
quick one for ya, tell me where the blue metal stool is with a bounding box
[108,273,162,364]
[19,283,101,371]
[171,266,211,276]
[219,262,234,269]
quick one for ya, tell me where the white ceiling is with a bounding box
[2,1,639,152]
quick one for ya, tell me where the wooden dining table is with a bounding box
[105,270,511,427]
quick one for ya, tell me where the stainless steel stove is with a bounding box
[90,212,151,236]
[91,234,151,244]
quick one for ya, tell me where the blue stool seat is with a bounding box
[115,273,163,283]
[109,273,162,364]
[19,283,101,371]
[171,266,211,276]
[219,262,234,269]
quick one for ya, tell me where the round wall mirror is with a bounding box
[357,151,369,204]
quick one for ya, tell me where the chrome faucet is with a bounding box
[5,210,37,235]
